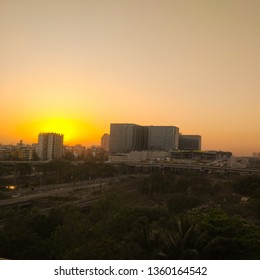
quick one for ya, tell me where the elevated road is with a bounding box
[124,162,260,175]
[0,160,49,166]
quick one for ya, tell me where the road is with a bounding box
[0,180,107,207]
[0,175,142,208]
[126,162,260,175]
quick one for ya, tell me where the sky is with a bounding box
[1,0,260,155]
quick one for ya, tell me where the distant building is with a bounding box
[0,141,35,160]
[86,145,107,159]
[0,148,6,160]
[109,150,169,163]
[16,140,34,160]
[65,144,86,158]
[179,134,201,150]
[101,133,110,151]
[229,156,249,168]
[109,124,148,153]
[109,123,180,153]
[171,150,232,161]
[21,148,34,160]
[17,140,25,149]
[37,133,64,160]
[147,126,179,151]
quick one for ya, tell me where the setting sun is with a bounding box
[11,117,103,146]
[39,118,77,143]
[36,118,103,145]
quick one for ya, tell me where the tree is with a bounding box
[191,206,260,259]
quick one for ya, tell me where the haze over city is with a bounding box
[1,0,260,155]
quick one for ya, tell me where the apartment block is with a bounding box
[37,133,64,160]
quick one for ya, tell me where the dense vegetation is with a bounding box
[0,171,260,260]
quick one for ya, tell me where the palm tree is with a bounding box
[163,215,208,259]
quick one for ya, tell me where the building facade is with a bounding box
[109,123,179,153]
[101,133,110,151]
[147,126,179,151]
[171,150,232,161]
[178,134,201,150]
[0,141,35,160]
[109,124,148,153]
[37,133,64,160]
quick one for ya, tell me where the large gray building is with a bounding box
[37,133,64,160]
[147,126,179,151]
[178,134,201,150]
[109,123,179,153]
[109,124,148,153]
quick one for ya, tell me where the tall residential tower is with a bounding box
[37,133,64,160]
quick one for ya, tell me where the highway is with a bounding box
[0,175,141,208]
[0,181,107,207]
[1,161,260,209]
[125,162,260,175]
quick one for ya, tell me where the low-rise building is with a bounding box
[178,134,201,150]
[171,150,232,161]
[109,150,169,163]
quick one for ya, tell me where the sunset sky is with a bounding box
[1,0,260,155]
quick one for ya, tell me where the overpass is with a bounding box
[122,162,260,175]
[0,160,50,166]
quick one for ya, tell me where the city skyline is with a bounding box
[1,0,260,156]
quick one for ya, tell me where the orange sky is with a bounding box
[1,0,260,155]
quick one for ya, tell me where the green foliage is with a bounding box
[0,208,64,259]
[247,198,260,219]
[141,173,211,197]
[0,190,11,200]
[191,206,260,259]
[162,215,204,259]
[233,176,260,198]
[167,194,203,214]
[0,173,260,260]
[42,161,115,185]
[50,207,89,259]
[0,164,9,176]
[17,164,31,176]
[49,193,169,259]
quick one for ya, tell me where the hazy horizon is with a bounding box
[1,0,260,156]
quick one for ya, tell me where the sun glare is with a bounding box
[39,119,79,143]
[33,118,101,145]
[14,115,104,146]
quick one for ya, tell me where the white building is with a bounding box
[109,150,169,163]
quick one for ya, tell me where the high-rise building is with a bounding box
[37,133,64,160]
[147,126,179,151]
[101,133,110,151]
[178,134,201,150]
[109,123,179,153]
[109,124,148,153]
